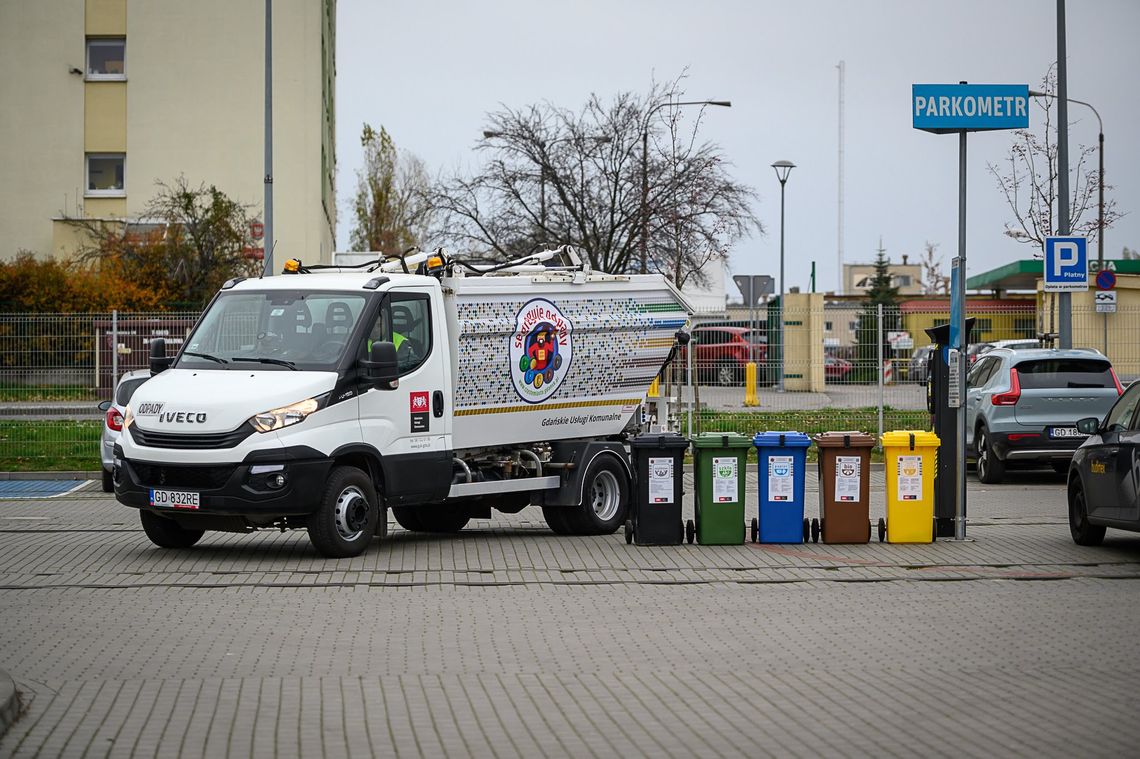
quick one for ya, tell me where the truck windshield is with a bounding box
[177,290,368,370]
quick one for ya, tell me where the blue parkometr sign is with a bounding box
[912,84,1029,133]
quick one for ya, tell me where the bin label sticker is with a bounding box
[648,457,674,504]
[897,455,923,501]
[768,455,794,502]
[835,456,861,502]
[712,457,738,503]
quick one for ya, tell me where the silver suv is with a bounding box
[965,348,1123,483]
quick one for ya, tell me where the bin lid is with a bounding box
[691,431,753,449]
[880,429,941,450]
[813,431,876,449]
[752,431,812,448]
[631,432,690,451]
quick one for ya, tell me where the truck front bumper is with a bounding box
[113,446,332,518]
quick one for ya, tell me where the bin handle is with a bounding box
[779,433,786,446]
[909,432,915,451]
[843,433,850,448]
[722,434,728,447]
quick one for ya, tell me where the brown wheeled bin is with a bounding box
[811,431,876,543]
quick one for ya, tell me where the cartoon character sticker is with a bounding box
[510,298,573,403]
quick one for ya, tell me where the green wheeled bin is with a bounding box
[689,432,751,545]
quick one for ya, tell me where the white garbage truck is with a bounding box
[113,247,692,556]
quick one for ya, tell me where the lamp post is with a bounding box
[639,100,731,274]
[771,160,795,392]
[1029,90,1105,352]
[482,131,611,234]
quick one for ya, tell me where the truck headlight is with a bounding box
[250,396,325,433]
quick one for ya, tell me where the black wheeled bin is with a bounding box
[627,433,689,545]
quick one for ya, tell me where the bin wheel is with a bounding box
[878,518,886,543]
[625,519,634,545]
[866,520,872,543]
[802,518,810,544]
[811,518,820,544]
[932,517,937,543]
[750,517,758,544]
[686,519,696,544]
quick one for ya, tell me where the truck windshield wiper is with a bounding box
[232,356,297,370]
[182,351,228,364]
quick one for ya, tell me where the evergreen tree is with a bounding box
[855,243,902,381]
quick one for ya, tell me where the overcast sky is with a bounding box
[334,0,1139,293]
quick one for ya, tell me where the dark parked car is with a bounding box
[687,326,768,386]
[909,345,935,383]
[1067,380,1140,545]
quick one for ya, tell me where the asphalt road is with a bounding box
[2,470,1139,757]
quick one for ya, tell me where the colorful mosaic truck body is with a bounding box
[446,269,690,449]
[112,248,694,557]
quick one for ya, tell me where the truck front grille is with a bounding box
[130,424,254,450]
[130,462,237,489]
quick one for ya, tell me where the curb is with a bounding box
[0,668,20,738]
[0,471,100,481]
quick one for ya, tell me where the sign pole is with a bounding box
[954,128,968,541]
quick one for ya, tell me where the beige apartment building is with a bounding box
[843,257,924,296]
[0,0,336,264]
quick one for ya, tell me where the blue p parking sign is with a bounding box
[1043,237,1088,292]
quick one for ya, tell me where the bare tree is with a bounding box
[431,78,760,285]
[988,67,1120,252]
[64,177,258,307]
[349,124,435,252]
[919,241,949,295]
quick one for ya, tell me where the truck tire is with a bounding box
[391,506,470,533]
[307,466,378,558]
[139,510,205,549]
[542,506,575,535]
[563,456,630,535]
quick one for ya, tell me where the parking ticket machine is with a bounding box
[924,318,975,538]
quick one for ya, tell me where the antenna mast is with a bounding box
[837,60,845,294]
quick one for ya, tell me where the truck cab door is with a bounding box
[358,287,453,506]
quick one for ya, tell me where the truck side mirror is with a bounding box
[1076,417,1101,436]
[149,338,173,375]
[360,341,399,387]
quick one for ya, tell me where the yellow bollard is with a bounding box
[648,376,660,398]
[744,362,758,407]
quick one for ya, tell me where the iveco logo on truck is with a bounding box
[159,411,208,424]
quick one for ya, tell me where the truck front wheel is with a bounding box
[307,466,378,558]
[564,456,630,535]
[139,510,205,549]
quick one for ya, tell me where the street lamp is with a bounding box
[639,100,731,274]
[771,160,795,392]
[1029,90,1106,351]
[482,131,611,233]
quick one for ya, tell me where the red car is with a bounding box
[824,356,853,381]
[687,326,768,386]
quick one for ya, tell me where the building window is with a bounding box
[848,321,857,331]
[87,38,126,80]
[87,153,125,196]
[895,275,912,287]
[825,321,833,331]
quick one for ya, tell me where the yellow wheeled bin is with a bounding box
[879,430,940,543]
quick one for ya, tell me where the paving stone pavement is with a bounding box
[1,469,1139,757]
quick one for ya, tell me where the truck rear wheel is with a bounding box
[307,466,378,558]
[139,510,205,549]
[391,506,470,533]
[563,456,629,535]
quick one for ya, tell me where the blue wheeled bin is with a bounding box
[752,431,812,543]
